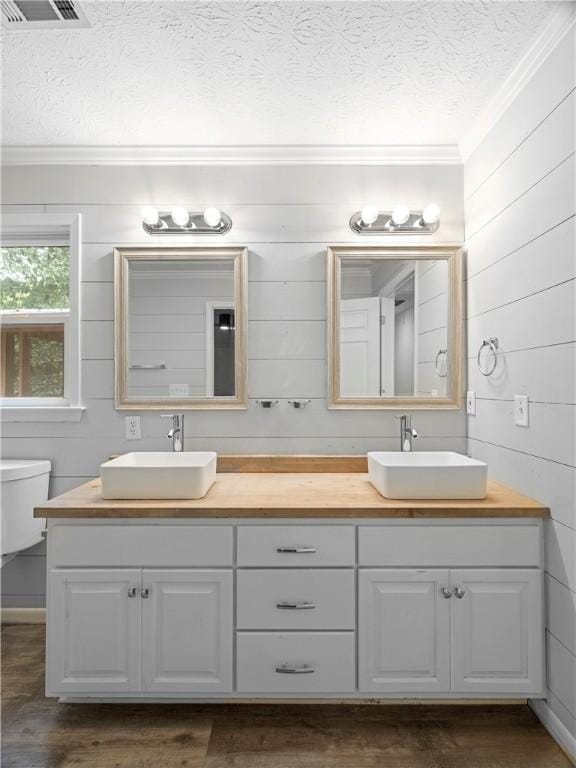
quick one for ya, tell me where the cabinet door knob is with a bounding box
[441,586,452,599]
[127,587,138,598]
[453,586,466,599]
[275,664,315,674]
[141,587,151,598]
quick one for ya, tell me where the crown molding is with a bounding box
[459,3,576,162]
[0,144,461,167]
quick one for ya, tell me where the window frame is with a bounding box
[1,214,84,421]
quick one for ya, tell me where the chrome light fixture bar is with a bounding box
[350,204,440,235]
[141,206,232,235]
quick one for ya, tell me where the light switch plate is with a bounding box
[125,415,141,440]
[514,395,529,427]
[466,391,476,416]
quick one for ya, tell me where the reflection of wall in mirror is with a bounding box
[415,260,448,397]
[128,267,234,398]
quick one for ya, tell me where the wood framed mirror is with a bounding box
[327,245,462,409]
[114,246,247,410]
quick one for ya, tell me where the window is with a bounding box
[0,215,83,421]
[1,245,69,398]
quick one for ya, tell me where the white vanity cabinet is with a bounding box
[358,569,451,693]
[47,567,233,695]
[47,569,141,694]
[450,569,543,694]
[45,517,545,701]
[359,568,543,695]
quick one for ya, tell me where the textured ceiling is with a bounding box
[1,0,561,147]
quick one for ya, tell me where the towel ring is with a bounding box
[477,337,499,377]
[434,349,448,378]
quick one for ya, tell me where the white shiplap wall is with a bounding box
[1,163,465,606]
[465,28,576,745]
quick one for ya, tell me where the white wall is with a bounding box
[416,260,448,397]
[0,164,465,606]
[464,29,576,742]
[128,269,234,398]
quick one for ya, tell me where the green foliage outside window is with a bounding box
[0,246,69,310]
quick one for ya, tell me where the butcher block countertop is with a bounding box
[35,455,548,518]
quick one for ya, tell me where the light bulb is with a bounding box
[391,205,410,226]
[171,206,190,227]
[203,207,222,228]
[141,206,160,227]
[360,205,379,226]
[422,203,441,225]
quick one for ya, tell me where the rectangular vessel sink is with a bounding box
[368,452,487,500]
[101,452,217,500]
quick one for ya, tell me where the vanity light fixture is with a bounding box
[349,204,441,235]
[360,205,379,226]
[140,206,232,235]
[391,205,410,226]
[203,207,223,228]
[171,206,190,228]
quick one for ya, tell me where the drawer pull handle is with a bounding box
[276,547,317,554]
[276,601,316,610]
[275,664,315,674]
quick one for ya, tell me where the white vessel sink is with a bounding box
[368,452,487,500]
[101,452,217,500]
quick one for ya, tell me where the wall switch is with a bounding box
[514,395,529,427]
[125,415,141,440]
[466,391,476,416]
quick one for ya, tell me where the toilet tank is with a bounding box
[0,460,51,555]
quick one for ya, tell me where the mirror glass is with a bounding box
[115,248,246,409]
[329,247,461,408]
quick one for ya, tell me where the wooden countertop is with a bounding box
[35,474,548,519]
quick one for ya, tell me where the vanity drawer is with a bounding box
[237,526,355,567]
[237,569,355,630]
[50,524,233,567]
[236,632,355,693]
[358,524,541,567]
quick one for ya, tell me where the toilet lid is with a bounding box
[0,460,51,482]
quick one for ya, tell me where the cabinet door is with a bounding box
[142,569,232,692]
[47,569,141,694]
[359,569,451,693]
[451,569,543,694]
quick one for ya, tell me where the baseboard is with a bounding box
[530,698,576,765]
[1,608,46,624]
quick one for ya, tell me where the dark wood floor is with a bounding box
[2,624,572,768]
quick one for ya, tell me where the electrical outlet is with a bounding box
[125,415,141,440]
[169,383,190,397]
[466,391,476,416]
[514,395,529,427]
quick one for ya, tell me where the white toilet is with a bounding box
[0,460,51,562]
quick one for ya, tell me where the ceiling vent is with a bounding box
[1,0,90,29]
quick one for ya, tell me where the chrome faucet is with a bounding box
[398,414,418,452]
[161,413,184,452]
